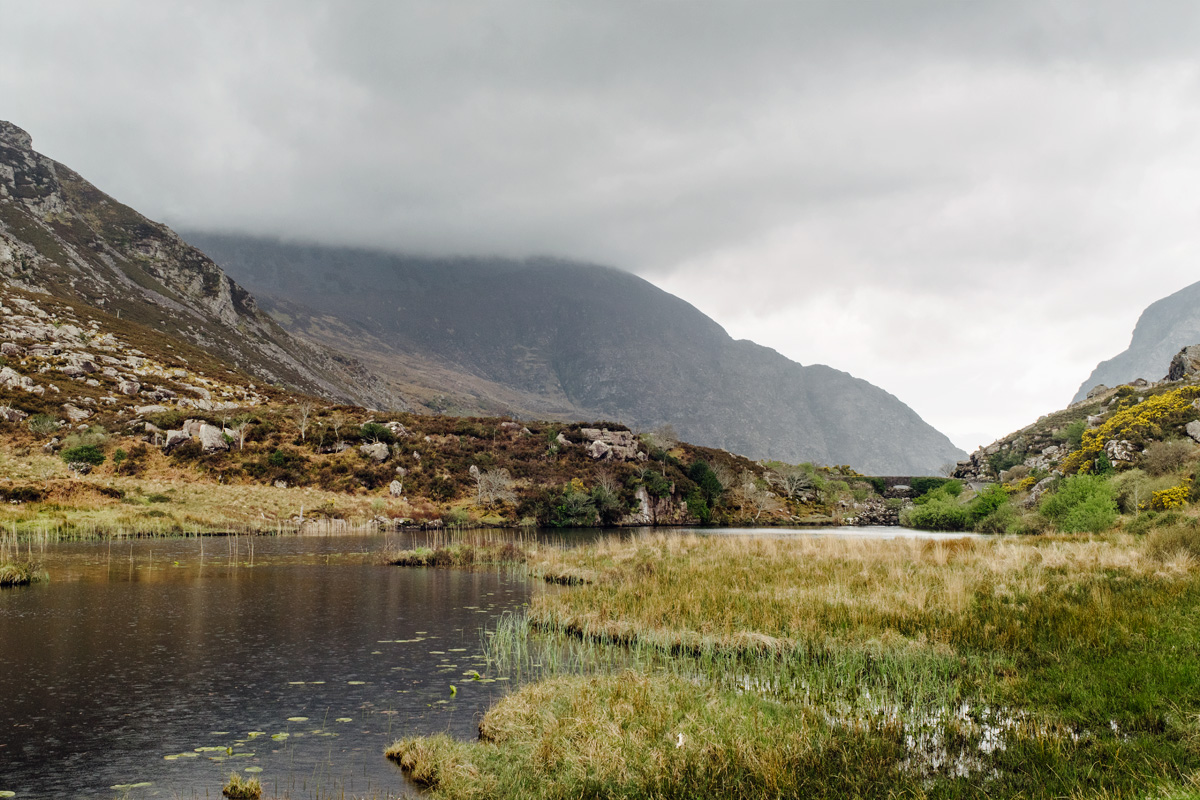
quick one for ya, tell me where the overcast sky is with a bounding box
[5,1,1200,452]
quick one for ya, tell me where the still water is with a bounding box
[0,533,530,799]
[0,525,967,798]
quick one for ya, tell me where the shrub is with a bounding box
[975,502,1019,534]
[1111,469,1180,513]
[1150,484,1190,511]
[1142,440,1195,476]
[360,422,395,444]
[1054,419,1087,450]
[222,773,262,800]
[1039,475,1118,533]
[26,413,59,436]
[909,477,954,497]
[60,444,105,466]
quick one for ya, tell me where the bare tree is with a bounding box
[764,465,814,501]
[738,471,782,522]
[329,413,346,449]
[296,402,315,441]
[471,465,516,506]
[231,415,253,450]
[594,469,619,496]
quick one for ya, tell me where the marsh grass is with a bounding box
[0,560,47,586]
[382,529,534,568]
[392,532,1200,798]
[221,772,262,799]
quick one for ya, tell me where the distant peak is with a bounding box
[0,121,33,150]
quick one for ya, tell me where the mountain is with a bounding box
[1072,280,1200,404]
[182,233,966,474]
[0,121,394,409]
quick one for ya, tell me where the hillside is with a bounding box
[0,120,394,409]
[1073,279,1200,403]
[182,233,966,475]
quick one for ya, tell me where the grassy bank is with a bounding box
[390,532,1200,798]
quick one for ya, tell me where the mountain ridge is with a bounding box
[183,232,966,474]
[1073,279,1200,404]
[0,120,395,410]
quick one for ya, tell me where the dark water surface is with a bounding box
[0,533,530,799]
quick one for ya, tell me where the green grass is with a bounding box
[390,532,1200,798]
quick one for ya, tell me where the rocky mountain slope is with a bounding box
[0,121,393,409]
[182,233,966,474]
[1072,279,1200,404]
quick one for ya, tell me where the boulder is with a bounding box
[388,480,404,497]
[117,380,141,396]
[163,430,191,452]
[67,462,92,475]
[183,420,204,437]
[1086,415,1104,428]
[0,405,28,424]
[197,424,229,453]
[1186,420,1200,444]
[0,366,37,392]
[580,428,644,461]
[136,404,168,415]
[61,403,91,422]
[1104,439,1138,464]
[0,342,25,357]
[359,442,390,462]
[1086,384,1110,399]
[1167,345,1200,381]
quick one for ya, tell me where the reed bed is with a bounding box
[391,531,1200,798]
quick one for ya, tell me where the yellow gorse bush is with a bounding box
[1061,386,1200,474]
[1150,484,1190,511]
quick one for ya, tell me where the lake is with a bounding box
[0,526,967,798]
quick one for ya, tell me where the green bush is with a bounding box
[60,444,105,466]
[905,477,950,497]
[26,413,59,436]
[360,422,396,444]
[1039,475,1118,533]
[1054,419,1088,450]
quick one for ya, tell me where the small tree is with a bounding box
[295,401,315,441]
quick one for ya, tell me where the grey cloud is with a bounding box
[4,1,1200,446]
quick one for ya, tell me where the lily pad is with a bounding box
[244,767,263,774]
[347,681,365,685]
[109,783,152,790]
[335,717,353,723]
[195,746,225,752]
[0,791,14,798]
[287,716,308,722]
[271,733,289,740]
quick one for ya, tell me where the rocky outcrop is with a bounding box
[581,428,646,462]
[1167,345,1200,381]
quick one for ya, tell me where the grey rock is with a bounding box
[61,403,91,422]
[1186,420,1200,444]
[1024,476,1057,509]
[135,404,168,415]
[67,462,92,475]
[1086,384,1110,400]
[163,430,191,452]
[1167,344,1200,381]
[117,380,140,396]
[1104,439,1138,464]
[0,405,28,424]
[197,424,229,453]
[0,342,24,357]
[389,480,403,497]
[1086,415,1104,427]
[359,442,390,462]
